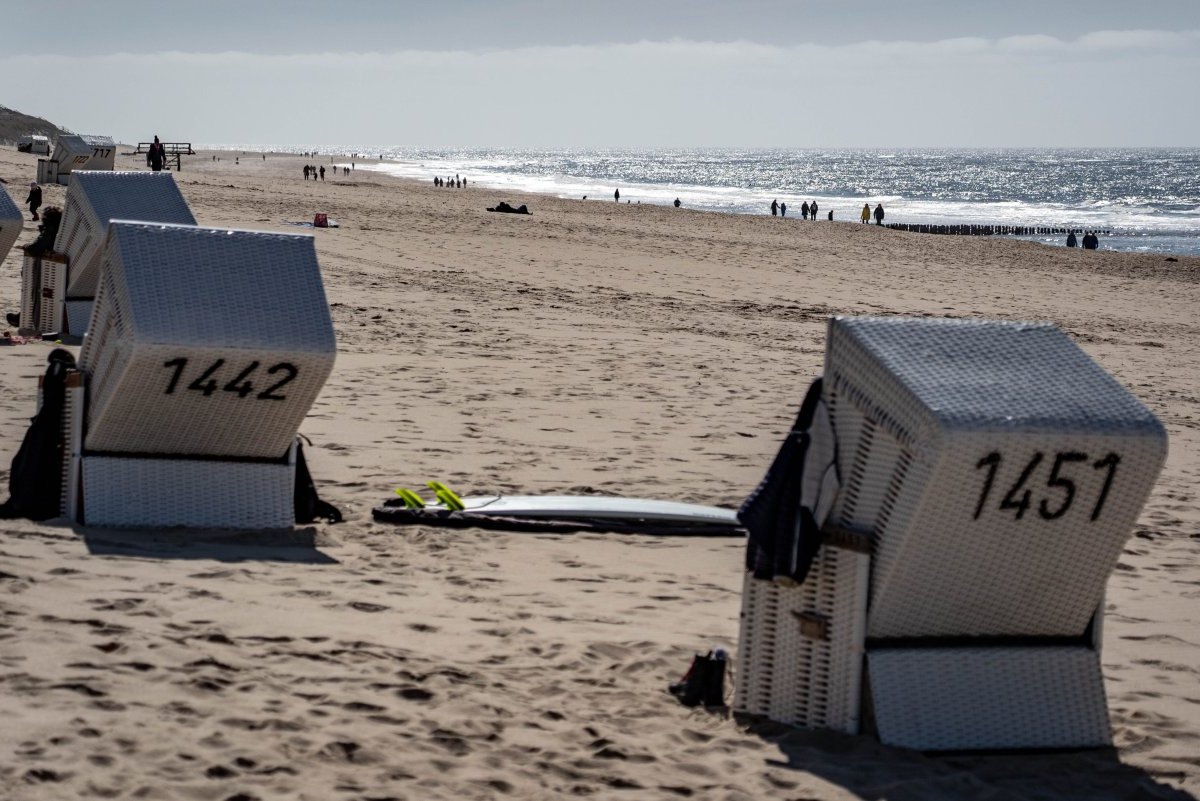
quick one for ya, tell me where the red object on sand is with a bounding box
[313,213,328,228]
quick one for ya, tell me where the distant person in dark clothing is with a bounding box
[614,188,620,202]
[26,182,41,221]
[801,201,809,220]
[674,197,681,208]
[319,166,325,181]
[780,202,786,217]
[874,203,885,225]
[1082,232,1099,250]
[25,206,62,257]
[1066,231,1078,248]
[770,199,778,217]
[147,136,166,171]
[810,200,818,220]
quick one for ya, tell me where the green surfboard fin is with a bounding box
[427,481,466,511]
[394,487,427,509]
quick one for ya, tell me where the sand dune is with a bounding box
[0,147,1197,800]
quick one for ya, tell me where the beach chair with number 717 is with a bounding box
[735,316,1167,751]
[61,220,337,528]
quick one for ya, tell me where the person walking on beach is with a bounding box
[810,200,818,220]
[25,181,41,221]
[780,202,786,217]
[874,203,885,225]
[861,203,871,224]
[674,198,681,208]
[319,166,325,181]
[800,201,809,220]
[614,188,620,202]
[770,199,778,217]
[146,136,166,172]
[1066,231,1078,248]
[1082,232,1099,250]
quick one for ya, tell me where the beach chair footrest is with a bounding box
[867,645,1111,751]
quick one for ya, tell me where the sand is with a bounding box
[0,146,1197,801]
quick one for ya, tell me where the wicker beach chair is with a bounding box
[736,316,1168,751]
[53,171,196,333]
[65,220,337,528]
[0,186,22,265]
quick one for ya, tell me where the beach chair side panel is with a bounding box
[735,545,868,734]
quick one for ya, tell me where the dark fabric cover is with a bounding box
[738,377,827,583]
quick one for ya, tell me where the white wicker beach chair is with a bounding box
[736,316,1168,751]
[78,220,336,459]
[50,134,116,179]
[61,220,336,528]
[0,185,21,265]
[54,171,196,333]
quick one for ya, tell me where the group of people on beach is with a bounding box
[770,199,826,220]
[1065,231,1100,250]
[767,199,885,224]
[861,203,885,225]
[302,165,352,181]
[434,174,466,188]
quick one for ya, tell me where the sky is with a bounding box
[2,0,1198,148]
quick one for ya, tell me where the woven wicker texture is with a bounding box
[56,171,197,300]
[734,548,869,733]
[825,316,1168,639]
[64,299,93,335]
[81,455,295,528]
[19,253,68,334]
[867,647,1111,750]
[0,185,21,264]
[79,221,337,458]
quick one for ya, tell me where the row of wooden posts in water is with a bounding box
[884,223,1113,237]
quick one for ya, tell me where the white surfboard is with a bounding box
[451,495,740,526]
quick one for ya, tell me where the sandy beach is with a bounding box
[0,146,1198,800]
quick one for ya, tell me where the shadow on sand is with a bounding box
[78,524,339,564]
[738,715,1196,801]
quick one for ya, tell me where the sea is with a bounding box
[215,147,1200,257]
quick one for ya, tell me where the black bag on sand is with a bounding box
[0,349,76,521]
[668,649,728,708]
[293,436,343,524]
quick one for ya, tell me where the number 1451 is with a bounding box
[974,451,1119,522]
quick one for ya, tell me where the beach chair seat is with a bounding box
[0,185,21,265]
[19,249,69,335]
[52,171,196,333]
[736,316,1167,750]
[63,220,336,528]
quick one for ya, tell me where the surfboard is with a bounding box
[372,494,744,535]
[454,495,739,524]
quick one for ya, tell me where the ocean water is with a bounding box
[220,146,1200,257]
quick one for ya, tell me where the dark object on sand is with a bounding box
[0,349,76,520]
[487,202,531,215]
[668,649,728,707]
